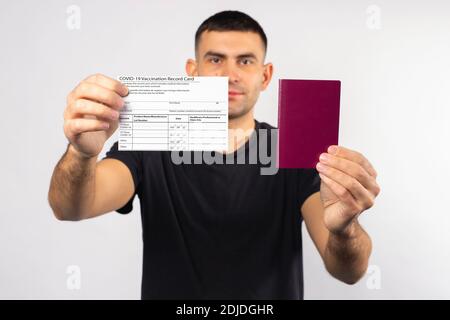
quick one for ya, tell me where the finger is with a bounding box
[66,118,110,136]
[68,99,120,121]
[319,152,380,196]
[327,145,378,178]
[317,162,375,210]
[84,73,129,97]
[318,173,361,213]
[72,82,125,110]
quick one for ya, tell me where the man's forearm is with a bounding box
[48,143,97,220]
[323,220,372,284]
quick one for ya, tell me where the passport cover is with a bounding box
[277,79,341,168]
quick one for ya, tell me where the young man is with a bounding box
[48,11,380,299]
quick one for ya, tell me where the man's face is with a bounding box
[186,31,273,119]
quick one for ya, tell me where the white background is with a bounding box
[0,0,449,299]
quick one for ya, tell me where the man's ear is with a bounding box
[185,59,198,76]
[260,62,274,91]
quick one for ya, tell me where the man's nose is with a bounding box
[218,61,240,83]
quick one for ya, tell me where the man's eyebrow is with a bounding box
[236,53,258,60]
[203,51,226,59]
[203,51,259,61]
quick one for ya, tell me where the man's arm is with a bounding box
[300,145,380,285]
[48,143,135,221]
[301,192,372,284]
[48,73,133,221]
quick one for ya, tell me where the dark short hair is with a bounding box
[195,10,267,56]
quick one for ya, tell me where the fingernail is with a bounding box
[316,162,324,171]
[111,111,120,120]
[328,145,338,155]
[319,153,329,162]
[102,122,110,129]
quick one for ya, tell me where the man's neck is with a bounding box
[224,111,256,154]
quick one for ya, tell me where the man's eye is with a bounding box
[240,59,252,65]
[210,57,221,64]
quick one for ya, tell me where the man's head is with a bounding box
[186,11,273,120]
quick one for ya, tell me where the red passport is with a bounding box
[277,79,341,168]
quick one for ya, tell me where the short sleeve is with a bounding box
[102,141,142,214]
[297,168,321,210]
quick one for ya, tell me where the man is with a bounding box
[48,11,380,299]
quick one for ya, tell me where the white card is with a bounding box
[117,76,228,151]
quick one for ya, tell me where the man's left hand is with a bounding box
[316,145,381,237]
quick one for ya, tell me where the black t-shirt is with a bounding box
[103,120,321,299]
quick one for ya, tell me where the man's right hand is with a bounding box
[63,73,128,159]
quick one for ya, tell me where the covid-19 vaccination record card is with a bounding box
[117,76,228,151]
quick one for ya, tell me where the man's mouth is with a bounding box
[228,91,244,96]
